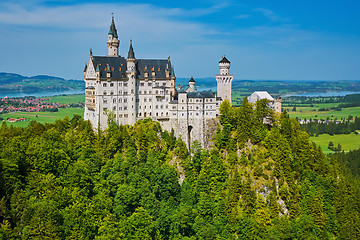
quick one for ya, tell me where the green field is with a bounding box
[310,132,360,154]
[43,94,84,104]
[0,108,84,127]
[287,105,360,120]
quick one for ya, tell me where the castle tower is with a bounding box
[107,16,120,57]
[187,77,195,92]
[126,40,137,125]
[216,56,233,103]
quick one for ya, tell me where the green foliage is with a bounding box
[0,101,359,239]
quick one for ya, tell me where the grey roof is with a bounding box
[219,56,230,64]
[178,85,188,93]
[187,91,214,98]
[91,56,173,80]
[248,91,274,103]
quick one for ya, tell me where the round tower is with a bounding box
[216,56,233,103]
[219,56,230,75]
[126,40,137,125]
[107,15,120,57]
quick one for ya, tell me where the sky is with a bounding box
[0,0,359,80]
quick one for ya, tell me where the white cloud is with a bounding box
[254,8,288,22]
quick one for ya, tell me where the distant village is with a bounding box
[0,96,83,122]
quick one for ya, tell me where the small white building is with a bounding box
[248,91,282,114]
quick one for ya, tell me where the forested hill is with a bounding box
[0,99,359,239]
[0,72,84,93]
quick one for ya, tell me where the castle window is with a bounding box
[103,98,107,103]
[103,107,107,111]
[161,105,163,109]
[149,98,152,102]
[156,90,159,94]
[124,114,128,118]
[140,83,144,86]
[124,106,128,110]
[166,105,168,109]
[155,83,159,87]
[139,113,141,116]
[103,83,107,87]
[124,98,127,103]
[113,106,116,110]
[119,83,122,86]
[148,83,152,86]
[163,83,166,86]
[113,99,116,103]
[124,83,128,87]
[139,91,142,94]
[166,112,169,116]
[124,92,128,95]
[149,91,152,94]
[119,91,122,94]
[144,91,147,94]
[103,91,107,95]
[119,107,122,110]
[156,113,158,116]
[131,90,134,94]
[196,113,199,116]
[119,98,122,103]
[110,83,114,87]
[144,98,147,102]
[120,114,123,117]
[156,105,159,109]
[136,99,140,102]
[110,91,114,95]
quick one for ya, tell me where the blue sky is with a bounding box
[0,0,359,80]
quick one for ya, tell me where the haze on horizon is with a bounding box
[0,0,359,81]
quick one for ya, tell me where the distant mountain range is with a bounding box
[0,72,84,93]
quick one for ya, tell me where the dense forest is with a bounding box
[0,99,359,239]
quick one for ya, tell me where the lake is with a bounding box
[0,89,84,98]
[282,91,360,97]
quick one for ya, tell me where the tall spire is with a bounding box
[127,40,135,59]
[108,14,118,38]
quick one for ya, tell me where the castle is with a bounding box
[83,17,233,147]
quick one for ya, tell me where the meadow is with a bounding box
[310,132,360,153]
[1,108,84,127]
[43,94,84,104]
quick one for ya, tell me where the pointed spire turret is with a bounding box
[107,14,120,57]
[108,14,118,38]
[127,40,135,59]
